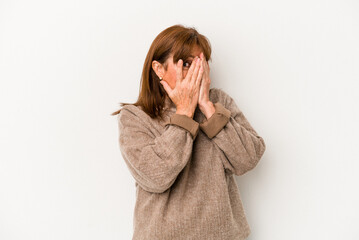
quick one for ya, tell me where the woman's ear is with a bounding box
[152,60,164,79]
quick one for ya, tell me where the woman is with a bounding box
[112,24,266,240]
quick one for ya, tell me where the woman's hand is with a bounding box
[198,52,211,105]
[198,52,216,119]
[160,56,204,118]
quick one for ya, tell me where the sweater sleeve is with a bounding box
[199,90,266,176]
[118,107,199,193]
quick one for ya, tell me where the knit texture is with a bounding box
[117,87,266,240]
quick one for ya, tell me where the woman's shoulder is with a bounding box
[117,104,164,131]
[209,87,231,105]
[117,104,146,124]
[117,104,156,136]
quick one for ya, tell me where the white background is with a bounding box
[1,0,358,239]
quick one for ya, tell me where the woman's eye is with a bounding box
[183,61,192,68]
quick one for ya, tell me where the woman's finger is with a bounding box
[185,56,199,83]
[175,59,183,85]
[190,58,201,84]
[160,80,172,97]
[200,53,208,74]
[196,61,204,87]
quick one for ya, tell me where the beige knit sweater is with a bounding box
[117,87,266,240]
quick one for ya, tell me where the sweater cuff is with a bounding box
[165,113,200,140]
[199,102,231,139]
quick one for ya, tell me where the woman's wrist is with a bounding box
[175,109,194,119]
[198,101,215,120]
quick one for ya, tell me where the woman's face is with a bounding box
[152,45,203,90]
